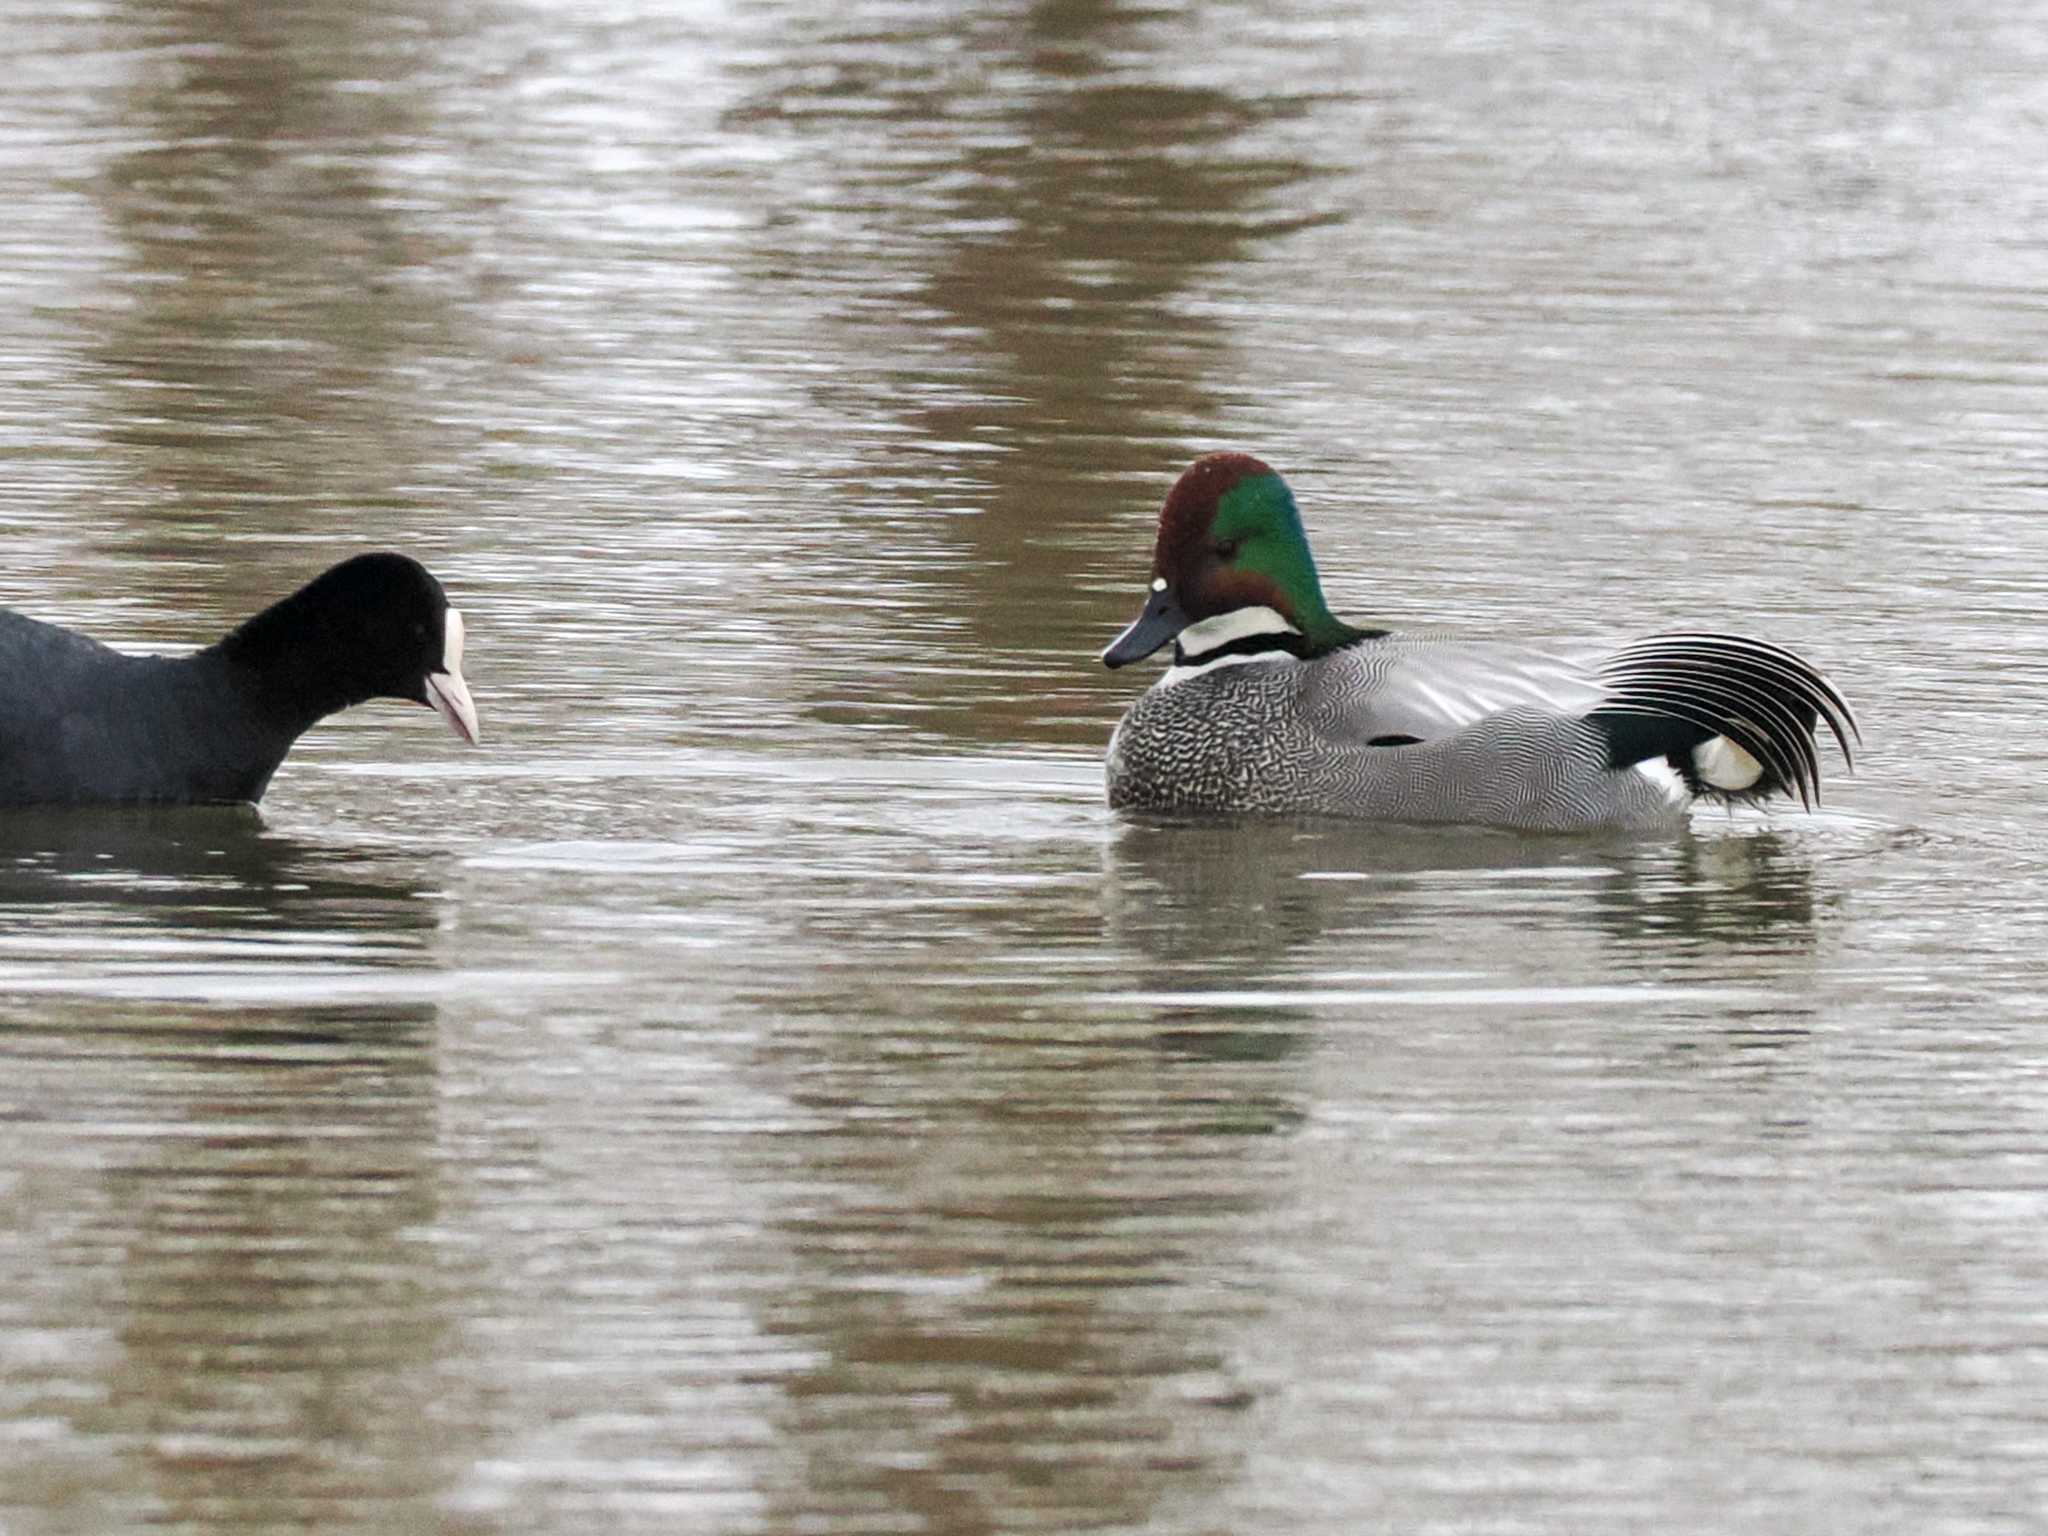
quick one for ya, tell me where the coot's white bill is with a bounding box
[423,606,480,745]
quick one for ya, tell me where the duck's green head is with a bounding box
[1102,453,1362,669]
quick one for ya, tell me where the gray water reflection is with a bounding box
[1107,814,1836,979]
[0,813,450,1528]
[754,1049,1270,1535]
[0,809,446,1003]
[66,1001,439,1529]
[5,0,2048,1532]
[89,0,471,615]
[729,2,1338,748]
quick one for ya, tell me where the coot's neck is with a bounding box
[205,593,367,736]
[133,647,309,805]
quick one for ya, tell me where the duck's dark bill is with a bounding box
[1102,583,1190,669]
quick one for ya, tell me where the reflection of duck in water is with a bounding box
[1105,813,1642,963]
[1103,815,1636,1068]
[1103,454,1858,830]
[1103,813,1829,1034]
[1594,825,1823,951]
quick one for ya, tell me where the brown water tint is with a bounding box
[4,1,2048,1533]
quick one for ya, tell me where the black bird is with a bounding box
[0,553,479,806]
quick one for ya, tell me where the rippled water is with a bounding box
[4,1,2048,1532]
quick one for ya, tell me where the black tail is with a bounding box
[1586,633,1859,809]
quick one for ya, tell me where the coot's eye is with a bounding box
[412,621,429,642]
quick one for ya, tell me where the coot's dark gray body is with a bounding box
[0,613,300,806]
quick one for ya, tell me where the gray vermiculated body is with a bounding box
[1106,636,1687,831]
[0,611,294,806]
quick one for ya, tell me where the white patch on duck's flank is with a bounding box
[1693,734,1763,792]
[1633,755,1688,806]
[423,606,481,746]
[1151,577,1167,593]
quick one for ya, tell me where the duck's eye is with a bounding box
[412,621,429,642]
[1214,538,1241,560]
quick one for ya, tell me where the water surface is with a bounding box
[4,2,2047,1532]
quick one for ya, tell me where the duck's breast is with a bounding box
[1106,659,1316,813]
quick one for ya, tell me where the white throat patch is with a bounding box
[1175,605,1300,662]
[1160,605,1302,688]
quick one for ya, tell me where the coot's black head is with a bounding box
[219,552,480,743]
